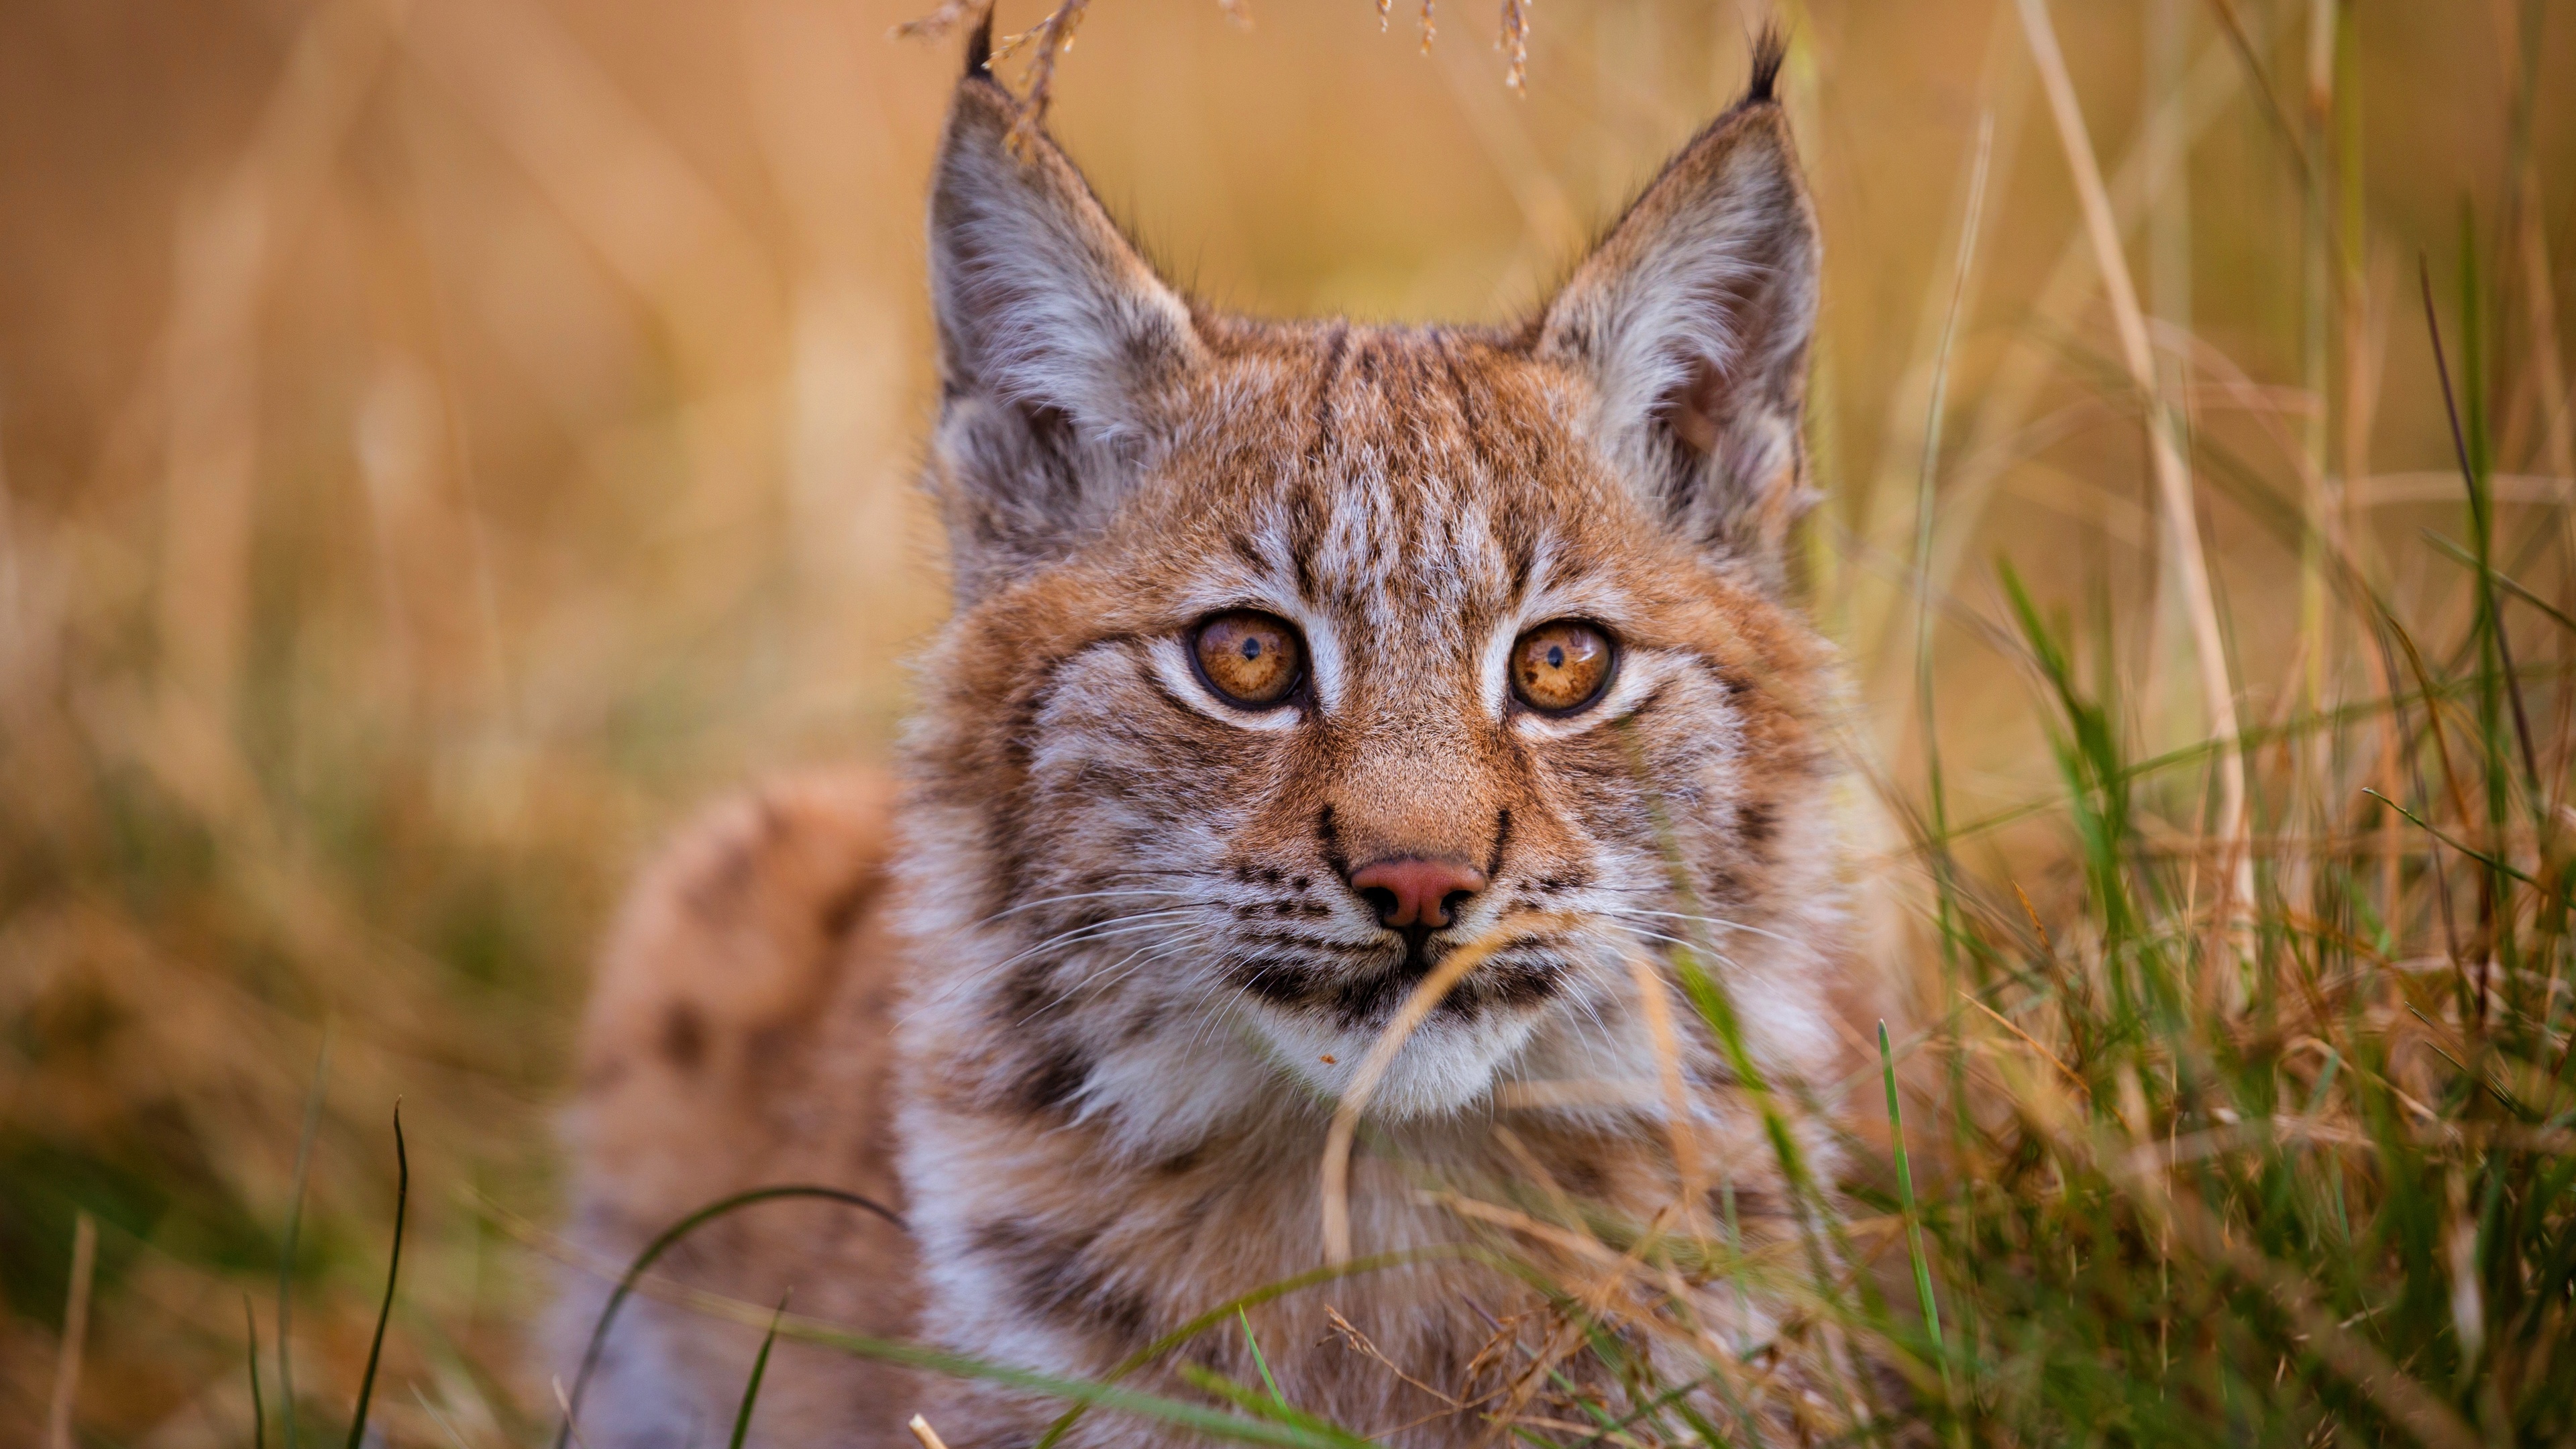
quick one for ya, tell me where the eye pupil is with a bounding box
[1193,610,1304,709]
[1509,621,1613,714]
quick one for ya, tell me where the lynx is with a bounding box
[555,21,1865,1448]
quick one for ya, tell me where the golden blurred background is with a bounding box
[1,0,2568,1442]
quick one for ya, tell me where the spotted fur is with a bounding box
[557,30,1863,1447]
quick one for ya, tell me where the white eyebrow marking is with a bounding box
[1161,523,1348,726]
[1480,538,1656,731]
[1478,616,1517,719]
[1297,608,1348,715]
[1477,536,1562,720]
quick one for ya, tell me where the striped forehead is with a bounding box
[1208,327,1548,637]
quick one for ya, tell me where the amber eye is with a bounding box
[1509,621,1615,714]
[1192,610,1305,708]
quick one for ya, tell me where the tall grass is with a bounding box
[2,0,2571,1444]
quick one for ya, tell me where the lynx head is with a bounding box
[901,32,1847,1146]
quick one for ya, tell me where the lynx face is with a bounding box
[903,48,1841,1147]
[553,44,1854,1445]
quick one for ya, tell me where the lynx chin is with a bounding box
[554,22,1872,1447]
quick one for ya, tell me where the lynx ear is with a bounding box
[1534,40,1820,582]
[928,47,1205,598]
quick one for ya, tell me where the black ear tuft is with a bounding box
[1533,42,1819,585]
[963,5,994,77]
[1743,25,1786,106]
[926,64,1205,600]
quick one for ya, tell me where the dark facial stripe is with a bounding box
[969,1219,1151,1340]
[1226,955,1332,1006]
[1287,482,1323,602]
[1621,680,1675,724]
[1017,1038,1094,1115]
[1226,941,1567,1026]
[1436,331,1485,451]
[1309,325,1350,468]
[1314,805,1354,881]
[1503,511,1538,606]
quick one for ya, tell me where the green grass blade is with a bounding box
[244,1295,265,1449]
[2418,531,2576,635]
[727,1296,788,1449]
[2420,254,2542,803]
[1914,110,1996,984]
[765,1314,1374,1449]
[2363,790,2571,910]
[1032,1246,1486,1448]
[555,1185,904,1449]
[1880,1021,1944,1368]
[343,1103,407,1449]
[1238,1308,1284,1407]
[277,1028,330,1449]
[1175,1365,1373,1448]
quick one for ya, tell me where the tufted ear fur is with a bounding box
[1534,36,1821,586]
[928,31,1205,600]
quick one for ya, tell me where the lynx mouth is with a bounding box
[1222,932,1567,1028]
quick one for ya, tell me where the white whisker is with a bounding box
[980,887,1190,923]
[898,909,1207,1022]
[1589,920,1748,974]
[980,909,1201,975]
[1017,935,1207,1025]
[1593,905,1804,951]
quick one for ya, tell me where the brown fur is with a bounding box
[557,32,1866,1448]
[554,773,920,1446]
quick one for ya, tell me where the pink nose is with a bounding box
[1348,858,1488,930]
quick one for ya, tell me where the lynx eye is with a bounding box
[1509,620,1615,714]
[1191,610,1305,708]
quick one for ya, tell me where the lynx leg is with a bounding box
[551,771,922,1448]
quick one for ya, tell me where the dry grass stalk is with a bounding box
[1012,1,1094,149]
[1318,912,1576,1263]
[907,1412,955,1449]
[550,1377,597,1449]
[910,1,1536,129]
[1420,1189,1627,1271]
[1498,0,1529,90]
[1322,1305,1470,1412]
[154,0,397,812]
[1900,6,2322,623]
[44,1213,97,1449]
[892,0,986,42]
[1957,987,2082,1086]
[1623,947,1708,1240]
[2015,0,2251,934]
